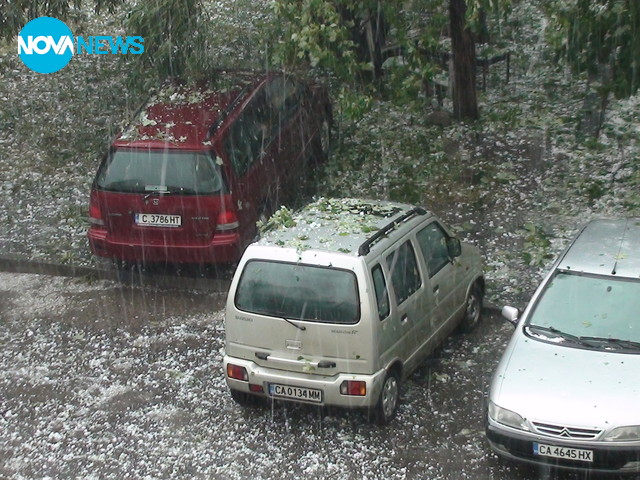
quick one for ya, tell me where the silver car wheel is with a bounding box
[381,374,399,420]
[459,287,482,333]
[466,291,480,324]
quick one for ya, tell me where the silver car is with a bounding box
[224,198,484,424]
[486,218,640,473]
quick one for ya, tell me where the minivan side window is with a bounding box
[264,77,304,123]
[386,241,422,305]
[372,264,390,320]
[224,92,275,176]
[417,222,450,277]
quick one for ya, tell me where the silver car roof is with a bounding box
[258,198,433,257]
[560,218,640,279]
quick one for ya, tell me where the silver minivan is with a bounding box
[223,198,484,423]
[487,218,640,473]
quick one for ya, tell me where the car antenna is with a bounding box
[611,218,629,275]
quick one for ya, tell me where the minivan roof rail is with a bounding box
[358,207,428,256]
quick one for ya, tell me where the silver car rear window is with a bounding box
[235,260,360,324]
[527,272,640,343]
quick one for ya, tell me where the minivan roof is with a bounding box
[114,76,258,150]
[560,218,640,279]
[258,198,433,257]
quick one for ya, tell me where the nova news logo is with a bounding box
[18,17,144,74]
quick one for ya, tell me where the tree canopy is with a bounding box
[0,0,121,38]
[3,0,638,125]
[546,0,640,98]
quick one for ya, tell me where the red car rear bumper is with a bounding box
[88,227,244,264]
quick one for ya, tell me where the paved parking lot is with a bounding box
[0,271,618,479]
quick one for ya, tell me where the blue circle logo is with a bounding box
[18,17,74,74]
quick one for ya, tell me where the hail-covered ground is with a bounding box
[0,1,638,478]
[1,271,588,480]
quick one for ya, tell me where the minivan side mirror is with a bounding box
[446,237,462,258]
[502,305,520,326]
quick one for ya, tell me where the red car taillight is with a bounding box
[88,191,104,226]
[216,209,239,231]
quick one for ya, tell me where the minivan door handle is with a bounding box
[400,314,409,324]
[433,285,440,295]
[318,360,337,368]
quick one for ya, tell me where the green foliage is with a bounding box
[123,0,273,86]
[336,87,375,122]
[124,0,205,82]
[520,223,553,267]
[0,0,122,38]
[270,0,358,79]
[261,206,297,233]
[466,0,513,39]
[388,0,448,94]
[582,179,606,205]
[545,0,640,98]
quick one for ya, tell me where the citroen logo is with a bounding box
[559,428,571,437]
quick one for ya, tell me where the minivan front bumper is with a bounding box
[223,355,386,410]
[88,227,243,264]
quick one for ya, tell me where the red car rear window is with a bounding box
[96,149,225,195]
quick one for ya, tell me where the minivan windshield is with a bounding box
[526,271,640,349]
[96,149,224,194]
[235,261,360,324]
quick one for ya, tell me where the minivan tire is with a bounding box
[459,286,483,333]
[374,371,400,425]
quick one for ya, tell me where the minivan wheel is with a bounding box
[374,372,400,425]
[459,286,483,333]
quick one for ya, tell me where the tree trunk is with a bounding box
[337,2,387,83]
[449,0,479,121]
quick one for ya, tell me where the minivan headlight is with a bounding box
[605,426,640,442]
[488,402,529,431]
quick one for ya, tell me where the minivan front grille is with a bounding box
[532,422,602,440]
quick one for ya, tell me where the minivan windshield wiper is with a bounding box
[578,336,640,352]
[525,325,596,348]
[143,190,171,200]
[282,317,306,331]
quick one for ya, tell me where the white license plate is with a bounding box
[533,443,593,462]
[268,383,322,403]
[135,213,181,227]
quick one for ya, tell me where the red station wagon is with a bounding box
[87,72,332,266]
